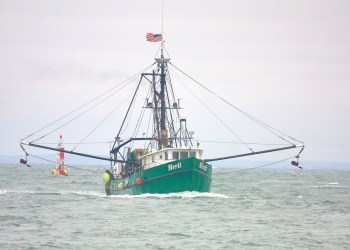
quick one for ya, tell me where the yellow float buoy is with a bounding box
[118,183,124,190]
[102,172,111,183]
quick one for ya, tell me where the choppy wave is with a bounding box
[1,165,350,249]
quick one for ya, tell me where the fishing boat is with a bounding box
[19,33,304,195]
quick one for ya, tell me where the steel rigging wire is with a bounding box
[27,154,101,173]
[168,65,255,153]
[212,156,299,175]
[169,62,303,146]
[22,63,156,143]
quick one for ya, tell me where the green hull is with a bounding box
[105,158,212,195]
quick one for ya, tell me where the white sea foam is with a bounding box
[0,189,106,198]
[60,190,106,198]
[0,190,8,195]
[313,183,342,188]
[0,190,37,195]
[110,191,230,199]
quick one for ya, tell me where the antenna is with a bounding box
[162,0,164,38]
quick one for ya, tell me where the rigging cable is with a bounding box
[112,73,144,149]
[163,44,172,60]
[71,93,133,152]
[27,154,101,173]
[165,65,180,147]
[118,87,139,137]
[167,68,181,123]
[164,70,178,147]
[199,140,290,146]
[35,141,113,145]
[29,76,136,144]
[166,68,181,147]
[169,62,303,146]
[154,43,162,59]
[115,76,145,138]
[144,106,153,149]
[169,66,254,153]
[212,156,297,175]
[21,63,156,142]
[130,85,152,148]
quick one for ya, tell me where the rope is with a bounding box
[213,156,296,175]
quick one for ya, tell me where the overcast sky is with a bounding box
[1,0,349,163]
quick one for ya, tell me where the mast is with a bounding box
[156,40,169,150]
[158,0,168,149]
[159,41,167,149]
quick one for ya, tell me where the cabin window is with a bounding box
[180,151,188,159]
[165,152,168,160]
[173,152,179,160]
[190,152,196,158]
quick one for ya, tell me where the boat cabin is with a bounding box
[139,148,203,170]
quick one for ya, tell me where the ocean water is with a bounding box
[0,164,349,249]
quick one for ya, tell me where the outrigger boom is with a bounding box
[20,141,124,163]
[20,140,304,164]
[204,144,304,162]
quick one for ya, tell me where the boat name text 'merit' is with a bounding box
[168,162,182,171]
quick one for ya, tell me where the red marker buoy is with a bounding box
[52,135,68,176]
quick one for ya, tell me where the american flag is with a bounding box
[146,33,162,42]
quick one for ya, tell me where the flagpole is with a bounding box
[161,0,164,58]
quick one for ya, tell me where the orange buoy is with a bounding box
[136,178,143,185]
